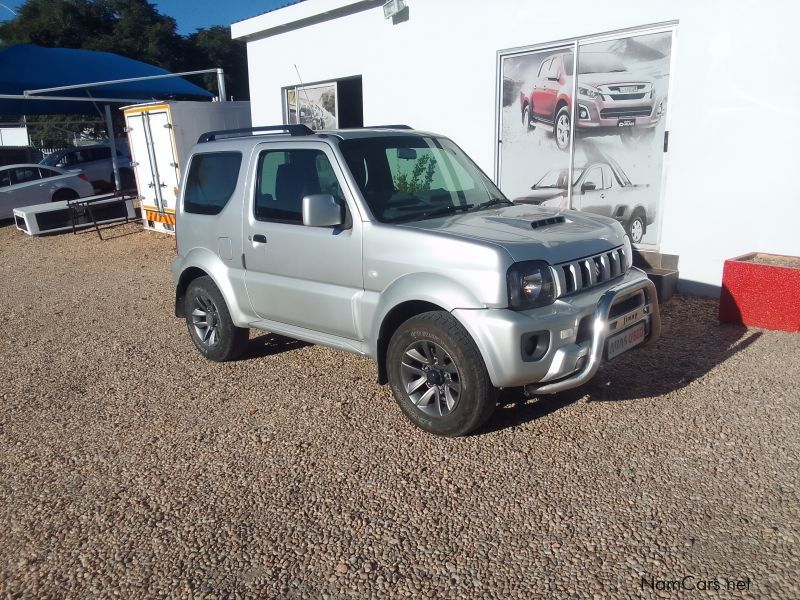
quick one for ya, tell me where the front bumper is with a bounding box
[576,97,662,130]
[453,268,660,390]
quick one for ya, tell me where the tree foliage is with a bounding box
[0,0,249,147]
[0,0,249,101]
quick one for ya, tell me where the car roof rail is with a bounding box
[361,124,413,130]
[197,124,314,143]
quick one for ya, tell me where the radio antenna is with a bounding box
[294,64,313,116]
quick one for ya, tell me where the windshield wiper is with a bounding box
[388,203,473,223]
[471,197,514,212]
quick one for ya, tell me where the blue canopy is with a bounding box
[0,44,213,115]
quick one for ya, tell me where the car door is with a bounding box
[575,165,613,218]
[0,168,16,218]
[243,141,363,340]
[11,166,49,204]
[531,58,552,119]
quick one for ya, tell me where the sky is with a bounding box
[0,0,292,34]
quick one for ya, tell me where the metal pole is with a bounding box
[24,68,222,96]
[216,68,227,102]
[104,104,122,192]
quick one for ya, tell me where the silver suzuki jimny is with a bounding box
[172,125,660,436]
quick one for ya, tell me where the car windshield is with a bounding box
[339,135,507,223]
[564,53,627,74]
[534,168,584,189]
[40,152,62,167]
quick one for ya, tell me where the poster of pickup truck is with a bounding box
[513,145,655,244]
[499,29,673,249]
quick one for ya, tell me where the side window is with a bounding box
[548,56,562,80]
[537,58,551,79]
[183,152,242,215]
[39,168,58,179]
[254,149,339,224]
[12,167,41,185]
[0,169,10,187]
[583,167,602,190]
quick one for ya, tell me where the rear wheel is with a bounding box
[627,210,646,244]
[387,311,497,437]
[523,104,534,131]
[184,276,249,362]
[52,188,79,202]
[554,106,571,151]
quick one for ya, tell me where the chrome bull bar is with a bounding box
[525,271,661,395]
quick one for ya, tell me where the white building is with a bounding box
[232,0,800,294]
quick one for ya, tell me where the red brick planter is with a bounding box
[719,253,800,332]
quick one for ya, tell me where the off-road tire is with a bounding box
[184,276,249,362]
[387,311,497,437]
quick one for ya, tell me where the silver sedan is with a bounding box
[0,164,95,219]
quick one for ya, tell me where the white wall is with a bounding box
[0,127,29,146]
[238,0,800,290]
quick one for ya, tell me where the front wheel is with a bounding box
[184,276,249,362]
[554,106,571,151]
[387,311,497,437]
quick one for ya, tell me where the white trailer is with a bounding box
[122,101,250,234]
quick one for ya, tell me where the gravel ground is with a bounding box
[0,222,798,599]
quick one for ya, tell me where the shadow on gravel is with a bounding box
[474,300,763,435]
[244,333,311,359]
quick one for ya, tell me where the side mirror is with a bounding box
[581,182,597,193]
[302,194,343,227]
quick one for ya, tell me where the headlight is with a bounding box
[507,261,556,310]
[622,235,633,270]
[578,85,600,99]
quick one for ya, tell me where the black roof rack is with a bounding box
[198,124,314,143]
[362,124,413,130]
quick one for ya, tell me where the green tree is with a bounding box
[186,26,248,101]
[0,0,249,105]
[0,0,249,147]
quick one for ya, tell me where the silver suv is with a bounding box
[172,125,660,436]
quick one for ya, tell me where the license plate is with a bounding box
[607,320,646,360]
[619,86,638,93]
[617,118,636,128]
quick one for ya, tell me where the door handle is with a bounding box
[252,234,267,244]
[600,194,605,199]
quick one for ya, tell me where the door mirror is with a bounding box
[302,194,343,227]
[581,182,597,193]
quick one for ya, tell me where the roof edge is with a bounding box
[231,0,380,40]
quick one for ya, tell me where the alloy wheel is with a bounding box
[191,294,221,347]
[400,340,462,417]
[556,114,570,148]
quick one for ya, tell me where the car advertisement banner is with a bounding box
[285,83,338,130]
[499,29,673,249]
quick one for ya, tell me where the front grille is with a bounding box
[554,247,627,297]
[607,93,647,100]
[600,106,652,118]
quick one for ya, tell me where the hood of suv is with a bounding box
[400,204,624,264]
[580,72,652,87]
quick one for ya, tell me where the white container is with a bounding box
[122,101,251,234]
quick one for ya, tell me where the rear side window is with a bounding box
[184,152,242,215]
[11,167,41,184]
[0,169,10,187]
